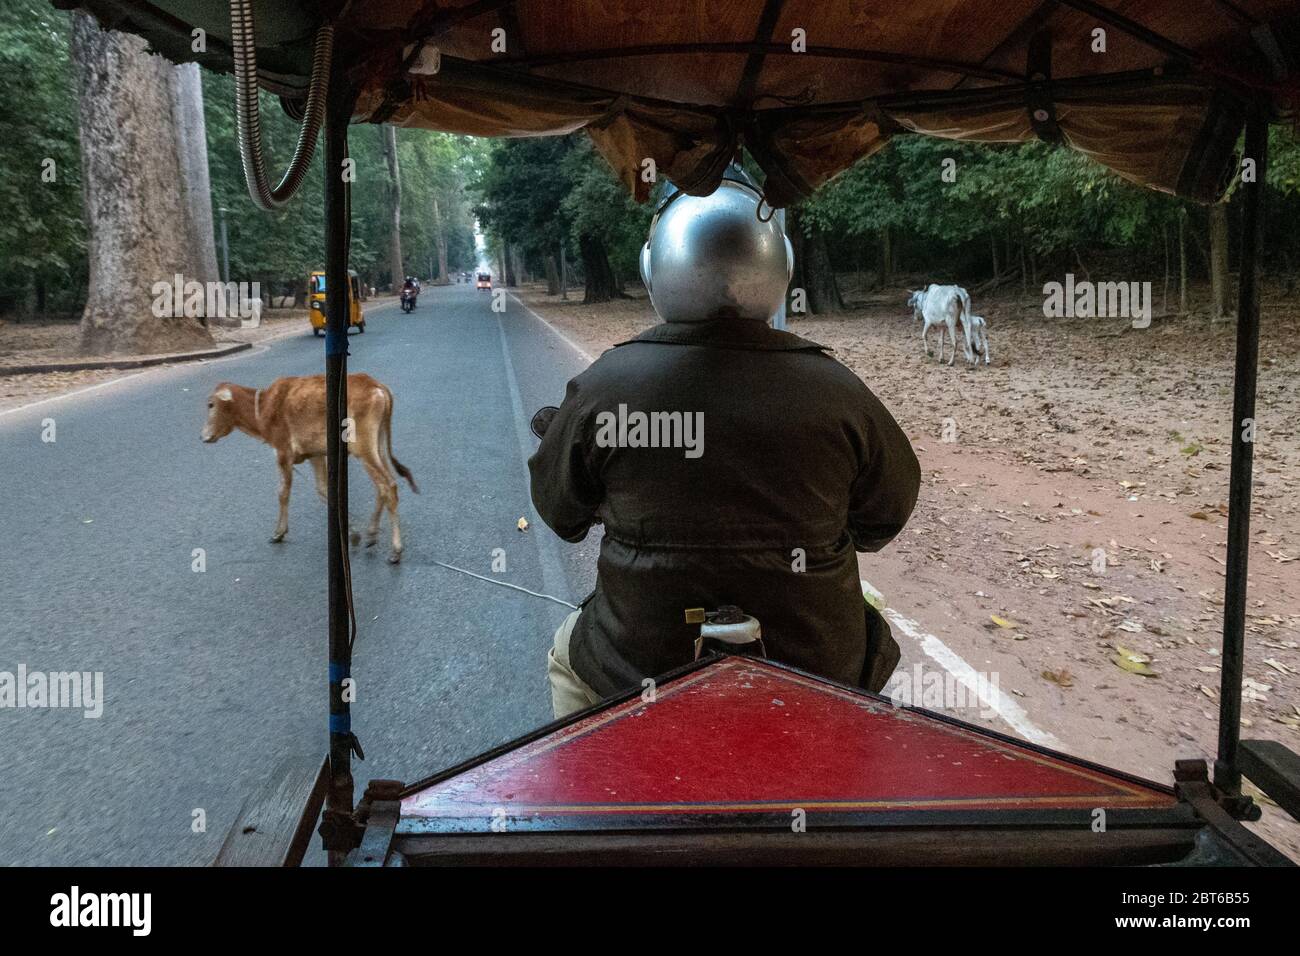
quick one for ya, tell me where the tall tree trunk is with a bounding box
[578,233,618,304]
[171,63,219,286]
[1019,233,1028,297]
[1178,207,1188,315]
[880,225,893,287]
[1189,216,1213,277]
[1208,201,1233,321]
[380,125,403,290]
[504,242,518,287]
[559,242,569,300]
[1072,247,1090,283]
[789,209,843,314]
[431,195,449,284]
[70,14,212,355]
[544,255,559,295]
[1162,223,1170,316]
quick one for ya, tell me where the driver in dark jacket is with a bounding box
[529,169,920,717]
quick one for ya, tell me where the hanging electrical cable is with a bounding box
[229,0,334,209]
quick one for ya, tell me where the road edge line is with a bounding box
[0,332,296,420]
[507,292,597,364]
[882,602,1062,748]
[0,341,251,377]
[495,310,577,612]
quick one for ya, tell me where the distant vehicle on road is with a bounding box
[308,270,365,336]
[400,276,419,313]
[476,272,492,291]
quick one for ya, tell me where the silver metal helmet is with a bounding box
[640,169,793,323]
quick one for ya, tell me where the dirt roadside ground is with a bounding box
[0,302,396,413]
[4,287,1296,858]
[512,281,1300,860]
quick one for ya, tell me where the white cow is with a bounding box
[909,284,976,365]
[964,313,991,365]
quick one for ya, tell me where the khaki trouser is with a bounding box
[548,609,604,719]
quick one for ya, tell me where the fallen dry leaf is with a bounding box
[1112,645,1159,677]
[1042,668,1074,688]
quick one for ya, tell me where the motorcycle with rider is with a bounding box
[400,275,420,313]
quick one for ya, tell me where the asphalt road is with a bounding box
[0,283,599,865]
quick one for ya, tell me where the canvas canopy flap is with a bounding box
[55,0,1300,204]
[883,74,1248,201]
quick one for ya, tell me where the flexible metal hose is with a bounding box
[229,0,334,210]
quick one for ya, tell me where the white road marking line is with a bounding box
[0,369,153,418]
[495,310,575,611]
[507,292,596,364]
[880,598,1061,748]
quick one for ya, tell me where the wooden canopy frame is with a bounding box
[60,1,1299,204]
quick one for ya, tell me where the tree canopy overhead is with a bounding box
[4,2,1300,325]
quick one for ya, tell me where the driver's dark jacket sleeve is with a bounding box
[529,319,920,698]
[531,377,603,542]
[848,387,918,552]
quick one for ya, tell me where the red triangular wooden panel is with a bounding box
[403,658,1174,825]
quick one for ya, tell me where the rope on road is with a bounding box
[434,560,578,609]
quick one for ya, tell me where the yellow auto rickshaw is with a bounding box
[308,269,365,336]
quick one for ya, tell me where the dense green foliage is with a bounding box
[805,131,1300,285]
[473,135,650,287]
[0,1,85,313]
[203,71,481,298]
[5,1,1300,318]
[475,126,1300,303]
[559,139,653,284]
[0,3,480,315]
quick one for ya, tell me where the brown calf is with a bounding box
[201,373,418,563]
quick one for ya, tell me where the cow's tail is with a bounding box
[382,389,419,494]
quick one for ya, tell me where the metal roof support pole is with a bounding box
[323,61,358,866]
[1214,99,1268,799]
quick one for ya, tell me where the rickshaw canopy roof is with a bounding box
[57,1,1299,204]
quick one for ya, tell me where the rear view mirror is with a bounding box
[530,406,559,440]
